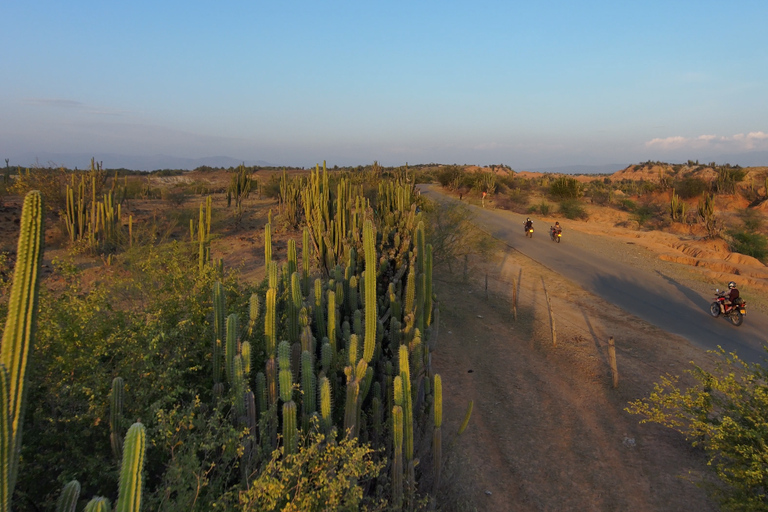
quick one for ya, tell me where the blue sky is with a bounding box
[2,0,767,170]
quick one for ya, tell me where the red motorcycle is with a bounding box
[710,290,747,326]
[550,227,562,243]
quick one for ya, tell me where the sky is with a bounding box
[2,0,767,170]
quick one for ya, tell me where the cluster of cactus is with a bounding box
[63,160,126,253]
[202,166,461,505]
[227,164,253,215]
[697,193,718,237]
[191,196,213,271]
[670,190,688,223]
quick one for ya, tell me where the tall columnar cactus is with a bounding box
[288,273,302,343]
[265,288,277,356]
[212,281,226,384]
[241,341,252,377]
[225,313,239,386]
[344,367,361,439]
[110,376,125,462]
[392,405,404,510]
[301,351,316,428]
[233,356,246,418]
[278,341,293,403]
[264,222,272,264]
[287,239,297,277]
[319,376,333,434]
[404,265,416,316]
[433,374,443,494]
[283,400,298,455]
[1,190,43,502]
[302,227,311,296]
[116,422,146,512]
[348,334,359,366]
[314,279,326,340]
[247,293,260,338]
[327,290,337,352]
[348,275,358,314]
[416,273,426,335]
[84,497,111,512]
[267,261,279,290]
[56,480,81,512]
[416,221,425,275]
[363,220,377,363]
[399,344,414,464]
[266,357,278,406]
[256,372,268,416]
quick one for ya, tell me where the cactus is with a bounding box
[56,480,81,512]
[697,193,717,237]
[110,376,125,462]
[318,376,332,432]
[1,191,43,500]
[327,290,337,352]
[84,497,111,512]
[241,341,252,377]
[287,239,298,278]
[233,356,246,418]
[212,281,226,384]
[116,422,146,512]
[344,371,360,439]
[247,293,260,337]
[264,222,272,264]
[404,265,415,316]
[399,344,414,463]
[301,351,316,431]
[313,279,326,340]
[265,288,277,356]
[353,309,363,338]
[348,334,359,366]
[363,221,377,363]
[348,275,358,314]
[282,401,298,455]
[225,313,239,386]
[302,228,311,296]
[288,273,302,343]
[256,372,268,416]
[433,374,443,494]
[392,405,404,510]
[279,366,293,404]
[266,357,278,405]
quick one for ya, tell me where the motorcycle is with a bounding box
[710,289,747,326]
[550,227,562,243]
[524,224,534,238]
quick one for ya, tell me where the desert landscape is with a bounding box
[0,161,766,510]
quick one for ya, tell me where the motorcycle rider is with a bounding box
[719,281,740,314]
[550,221,562,239]
[524,218,533,233]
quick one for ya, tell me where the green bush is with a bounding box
[617,198,637,212]
[558,199,588,220]
[729,230,768,262]
[673,177,710,199]
[633,204,658,226]
[628,349,768,511]
[549,176,581,199]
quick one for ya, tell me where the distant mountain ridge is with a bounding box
[12,152,274,171]
[519,164,629,174]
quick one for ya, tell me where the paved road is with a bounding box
[422,185,768,364]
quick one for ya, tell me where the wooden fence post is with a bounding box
[608,336,619,388]
[541,277,556,347]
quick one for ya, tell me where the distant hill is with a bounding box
[12,153,274,171]
[519,164,628,175]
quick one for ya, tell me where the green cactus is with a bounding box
[241,341,252,377]
[301,351,316,428]
[364,222,377,364]
[233,356,246,418]
[110,376,125,462]
[392,405,404,510]
[247,293,260,337]
[256,372,268,416]
[321,341,332,375]
[84,497,112,512]
[319,376,333,434]
[314,279,326,340]
[302,227,311,296]
[282,401,298,455]
[353,309,363,338]
[212,281,226,384]
[344,372,360,439]
[265,288,277,356]
[116,422,146,512]
[267,260,278,290]
[288,272,302,343]
[404,265,415,315]
[348,275,358,314]
[287,239,298,278]
[1,191,43,501]
[266,357,278,406]
[55,480,80,512]
[348,334,359,366]
[225,313,239,386]
[264,222,272,264]
[327,290,337,352]
[416,221,425,275]
[279,367,293,404]
[399,344,414,463]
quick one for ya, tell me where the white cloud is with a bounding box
[645,131,768,151]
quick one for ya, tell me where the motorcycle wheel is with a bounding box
[709,302,721,317]
[556,236,561,243]
[730,310,743,326]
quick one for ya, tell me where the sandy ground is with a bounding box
[433,249,721,511]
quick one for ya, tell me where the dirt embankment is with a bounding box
[435,251,719,512]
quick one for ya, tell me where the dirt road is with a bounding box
[422,184,768,364]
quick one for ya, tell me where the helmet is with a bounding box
[728,281,736,289]
[555,221,560,226]
[526,218,530,222]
